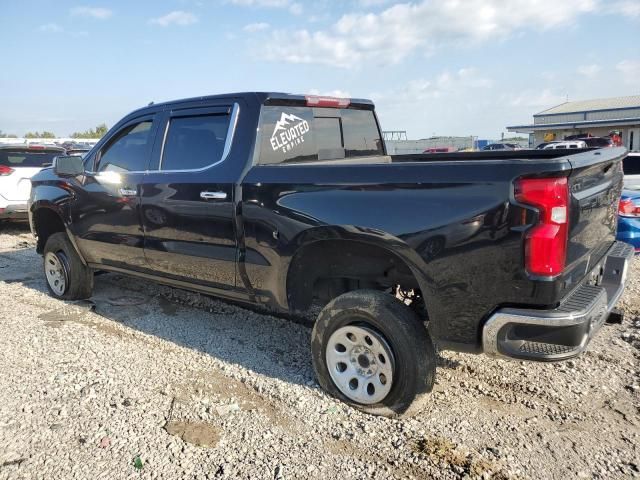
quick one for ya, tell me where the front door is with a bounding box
[140,105,239,293]
[71,115,158,269]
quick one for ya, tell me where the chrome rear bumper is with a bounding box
[482,241,635,361]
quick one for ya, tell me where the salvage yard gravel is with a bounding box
[0,224,638,479]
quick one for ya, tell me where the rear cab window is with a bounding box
[623,155,640,175]
[257,106,384,165]
[0,149,61,167]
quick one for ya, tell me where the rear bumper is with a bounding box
[482,241,635,361]
[0,199,29,219]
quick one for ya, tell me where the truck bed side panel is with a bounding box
[240,158,573,350]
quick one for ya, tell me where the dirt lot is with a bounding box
[0,223,638,480]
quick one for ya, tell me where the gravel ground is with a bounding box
[0,223,638,480]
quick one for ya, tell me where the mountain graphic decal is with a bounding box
[270,112,310,153]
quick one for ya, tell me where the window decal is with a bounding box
[270,112,310,154]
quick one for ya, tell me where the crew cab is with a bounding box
[29,92,634,416]
[0,144,65,221]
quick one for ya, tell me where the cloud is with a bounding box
[612,0,640,17]
[373,67,492,104]
[231,0,289,6]
[70,6,113,19]
[616,59,640,83]
[231,0,301,13]
[150,11,198,27]
[358,0,390,6]
[577,64,601,77]
[38,23,64,33]
[260,0,599,68]
[506,89,566,109]
[243,22,270,32]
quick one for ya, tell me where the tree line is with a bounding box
[0,124,109,139]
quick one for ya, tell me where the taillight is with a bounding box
[0,165,14,176]
[619,198,640,217]
[305,95,350,108]
[515,177,569,276]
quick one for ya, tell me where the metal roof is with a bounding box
[536,95,640,116]
[507,117,640,132]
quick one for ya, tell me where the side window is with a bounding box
[623,156,640,175]
[97,120,153,172]
[161,114,231,171]
[258,106,384,165]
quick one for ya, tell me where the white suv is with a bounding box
[542,140,588,150]
[0,145,65,221]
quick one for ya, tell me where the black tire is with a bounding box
[311,290,436,417]
[43,232,93,300]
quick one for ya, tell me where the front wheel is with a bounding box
[311,290,436,417]
[43,232,94,300]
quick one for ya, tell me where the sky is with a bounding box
[1,0,639,139]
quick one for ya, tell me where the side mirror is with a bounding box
[53,155,85,177]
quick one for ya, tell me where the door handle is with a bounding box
[200,191,228,200]
[119,188,137,197]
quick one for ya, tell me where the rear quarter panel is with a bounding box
[240,158,573,350]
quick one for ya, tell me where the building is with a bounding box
[507,94,640,151]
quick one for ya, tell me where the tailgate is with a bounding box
[0,167,43,201]
[566,147,626,272]
[0,148,60,201]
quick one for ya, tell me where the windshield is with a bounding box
[0,150,60,167]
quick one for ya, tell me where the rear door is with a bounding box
[0,147,61,202]
[71,115,159,269]
[139,104,240,292]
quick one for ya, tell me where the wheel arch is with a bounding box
[30,204,86,265]
[284,227,434,320]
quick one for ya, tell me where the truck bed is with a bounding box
[391,148,594,163]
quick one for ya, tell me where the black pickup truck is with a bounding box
[29,92,634,416]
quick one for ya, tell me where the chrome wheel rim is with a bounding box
[325,325,395,405]
[45,251,68,296]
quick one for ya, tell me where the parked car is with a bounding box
[65,146,92,157]
[29,92,633,416]
[0,144,65,221]
[581,137,614,148]
[482,143,522,151]
[542,140,588,150]
[623,152,640,188]
[564,134,615,148]
[423,147,456,153]
[617,187,640,252]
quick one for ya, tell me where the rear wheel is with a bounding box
[311,290,436,417]
[43,232,93,300]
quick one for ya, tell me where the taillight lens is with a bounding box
[619,198,640,217]
[515,177,569,276]
[0,165,14,176]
